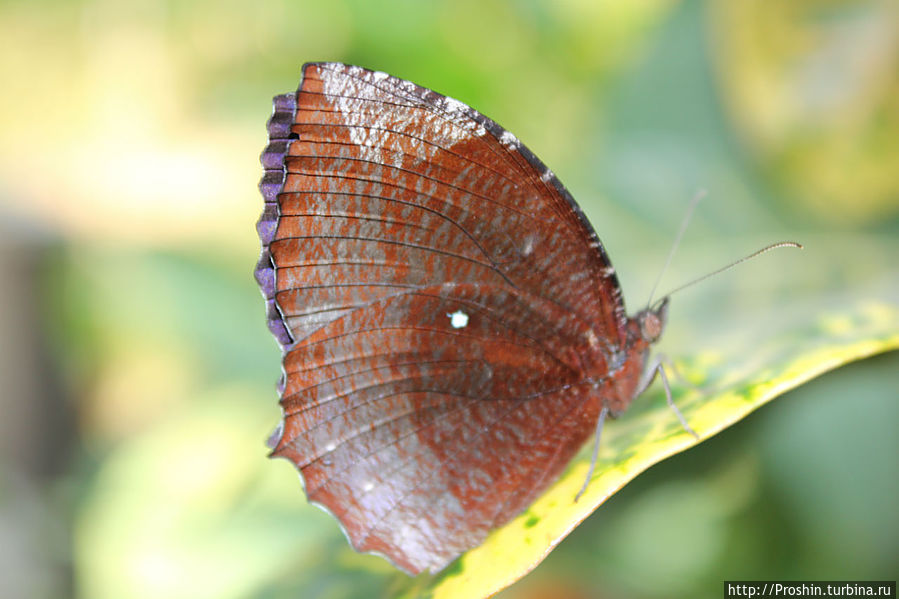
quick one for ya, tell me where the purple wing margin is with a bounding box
[255,92,297,350]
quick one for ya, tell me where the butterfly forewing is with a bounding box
[256,62,630,574]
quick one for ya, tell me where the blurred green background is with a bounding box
[0,0,896,598]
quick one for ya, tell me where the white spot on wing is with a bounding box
[447,310,469,329]
[442,97,468,117]
[435,95,486,138]
[499,130,519,148]
[521,234,536,257]
[318,65,487,171]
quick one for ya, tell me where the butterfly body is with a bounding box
[256,63,666,574]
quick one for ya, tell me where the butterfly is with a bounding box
[256,62,678,575]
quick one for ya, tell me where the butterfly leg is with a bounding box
[574,405,609,503]
[654,352,701,391]
[640,356,699,439]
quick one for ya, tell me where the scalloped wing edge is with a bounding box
[255,90,297,352]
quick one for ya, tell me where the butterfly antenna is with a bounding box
[645,189,706,310]
[656,241,803,303]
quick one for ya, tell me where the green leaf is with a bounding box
[397,299,899,599]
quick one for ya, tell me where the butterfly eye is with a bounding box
[640,311,663,342]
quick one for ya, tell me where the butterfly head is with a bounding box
[637,296,669,344]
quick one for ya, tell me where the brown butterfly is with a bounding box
[255,63,795,574]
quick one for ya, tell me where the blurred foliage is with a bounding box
[0,0,896,598]
[710,0,899,226]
